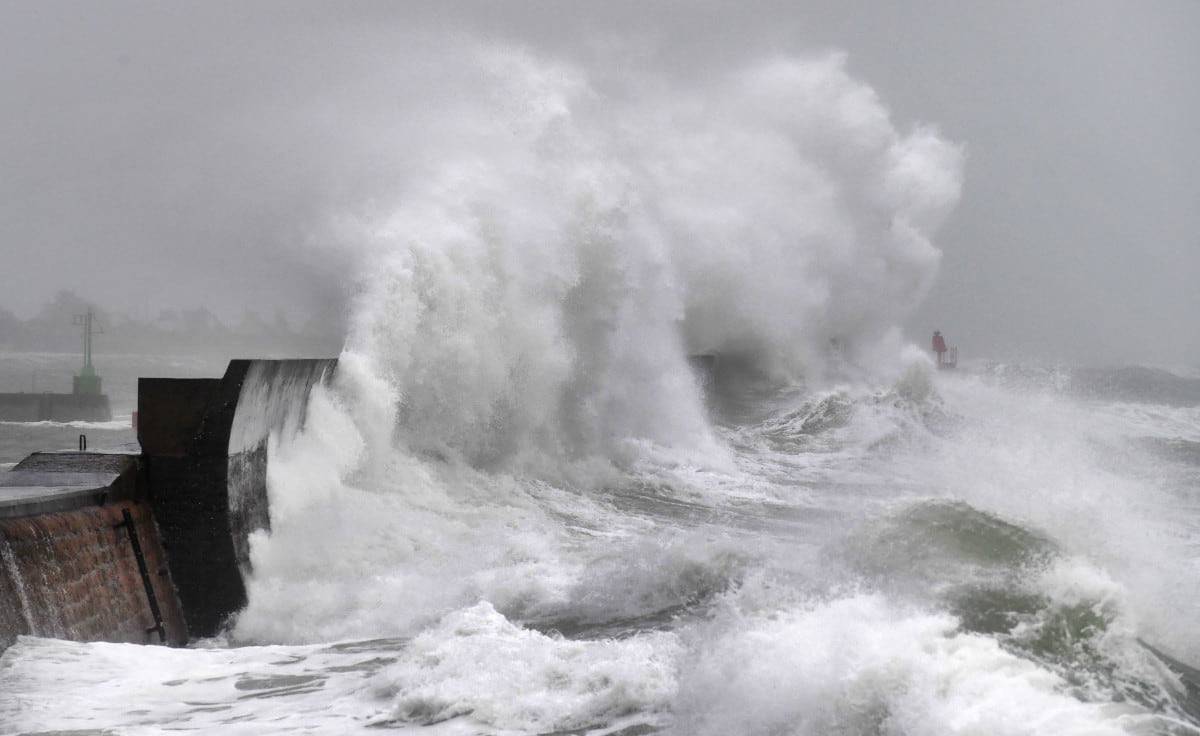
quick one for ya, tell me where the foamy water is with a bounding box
[3,44,1199,736]
[3,365,1199,734]
[0,417,132,431]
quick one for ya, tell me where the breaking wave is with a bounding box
[222,45,1200,735]
[331,45,963,474]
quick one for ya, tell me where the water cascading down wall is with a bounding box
[0,358,336,652]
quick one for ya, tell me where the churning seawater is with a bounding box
[3,47,1199,735]
[2,361,1199,735]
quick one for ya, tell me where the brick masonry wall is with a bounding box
[0,501,186,650]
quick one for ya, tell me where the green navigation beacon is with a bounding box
[0,309,111,421]
[72,309,103,396]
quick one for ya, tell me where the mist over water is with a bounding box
[3,43,1200,736]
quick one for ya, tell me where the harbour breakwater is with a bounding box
[0,358,335,651]
[0,391,112,422]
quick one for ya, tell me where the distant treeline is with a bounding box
[0,291,343,356]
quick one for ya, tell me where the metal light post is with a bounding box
[72,310,103,396]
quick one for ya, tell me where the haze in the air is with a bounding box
[0,0,1196,365]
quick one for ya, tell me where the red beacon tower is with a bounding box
[932,330,957,370]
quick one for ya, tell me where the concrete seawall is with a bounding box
[140,359,337,637]
[0,358,336,651]
[0,453,187,650]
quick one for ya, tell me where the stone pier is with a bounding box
[0,358,336,652]
[0,452,187,650]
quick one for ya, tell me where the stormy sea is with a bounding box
[2,355,1199,735]
[2,50,1199,735]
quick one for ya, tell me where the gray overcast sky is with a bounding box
[1,1,1197,365]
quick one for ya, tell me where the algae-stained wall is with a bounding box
[0,500,187,650]
[0,358,338,651]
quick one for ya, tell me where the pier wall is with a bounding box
[0,358,335,651]
[141,358,337,637]
[0,454,187,651]
[0,502,187,649]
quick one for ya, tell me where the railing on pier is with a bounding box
[938,346,958,370]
